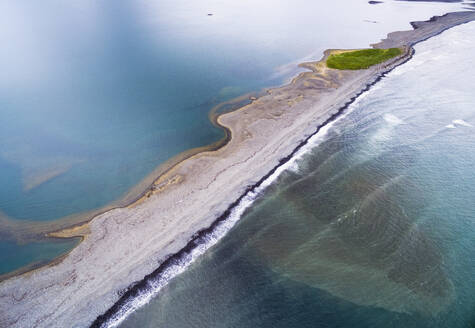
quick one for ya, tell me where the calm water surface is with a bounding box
[119,22,475,328]
[0,0,470,279]
[0,0,464,222]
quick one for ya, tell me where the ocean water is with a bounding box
[116,22,475,328]
[1,0,469,276]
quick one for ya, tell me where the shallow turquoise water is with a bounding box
[0,0,470,283]
[0,238,79,276]
[117,21,475,328]
[0,1,464,223]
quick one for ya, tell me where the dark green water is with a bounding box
[115,22,475,328]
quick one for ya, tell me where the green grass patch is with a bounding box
[326,48,402,70]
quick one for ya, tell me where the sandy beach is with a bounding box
[1,11,475,328]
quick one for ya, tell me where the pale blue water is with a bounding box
[0,1,465,222]
[0,0,470,281]
[116,21,475,328]
[0,238,79,276]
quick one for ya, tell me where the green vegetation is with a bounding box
[326,48,402,70]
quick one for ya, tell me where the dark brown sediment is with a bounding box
[1,11,475,328]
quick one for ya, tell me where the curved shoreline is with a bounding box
[0,82,279,283]
[92,13,475,326]
[1,11,475,328]
[1,8,471,281]
[0,85,278,282]
[91,46,417,328]
[0,87,256,280]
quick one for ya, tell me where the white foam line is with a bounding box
[101,85,374,328]
[102,185,263,328]
[453,119,473,127]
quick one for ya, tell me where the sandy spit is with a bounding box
[1,11,475,328]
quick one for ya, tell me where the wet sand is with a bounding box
[1,11,475,328]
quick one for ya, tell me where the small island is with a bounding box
[326,48,403,70]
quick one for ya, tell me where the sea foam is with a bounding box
[453,119,473,127]
[384,113,404,125]
[99,77,377,328]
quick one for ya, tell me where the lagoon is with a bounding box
[0,0,471,278]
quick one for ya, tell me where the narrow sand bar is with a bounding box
[1,11,475,328]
